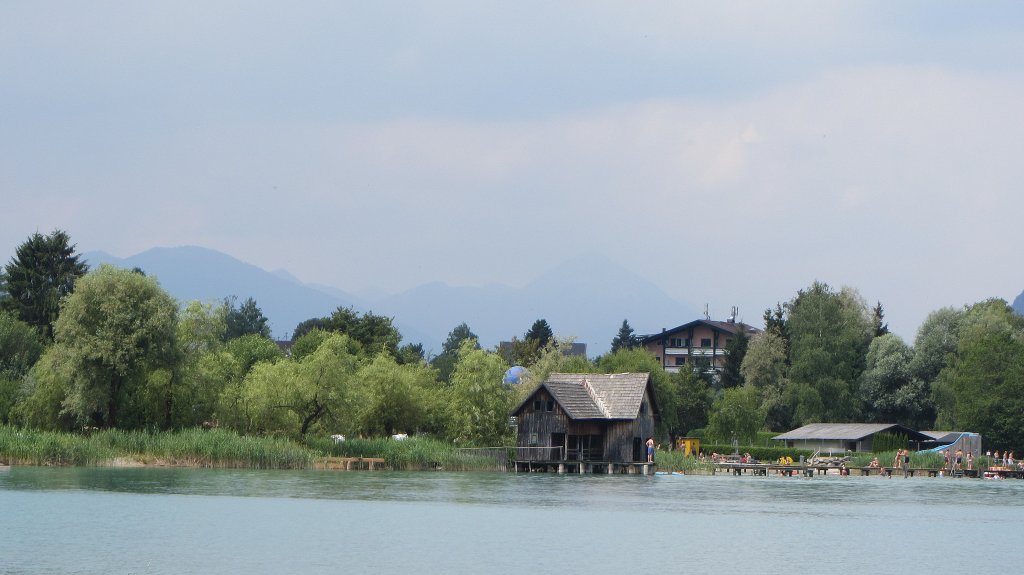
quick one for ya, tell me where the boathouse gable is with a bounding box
[511,373,657,464]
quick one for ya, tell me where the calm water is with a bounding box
[2,467,1023,574]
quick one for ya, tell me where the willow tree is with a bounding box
[446,341,512,446]
[53,265,179,428]
[240,333,363,436]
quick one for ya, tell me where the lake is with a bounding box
[2,467,1022,574]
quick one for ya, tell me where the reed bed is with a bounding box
[0,426,315,469]
[651,449,714,473]
[304,435,503,471]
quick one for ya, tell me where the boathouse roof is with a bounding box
[512,372,654,420]
[772,423,932,442]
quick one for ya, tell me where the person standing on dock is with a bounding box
[966,452,974,470]
[646,437,655,463]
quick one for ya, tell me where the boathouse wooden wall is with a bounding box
[514,388,657,463]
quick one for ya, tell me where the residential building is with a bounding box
[640,317,760,375]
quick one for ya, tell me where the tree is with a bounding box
[517,337,593,401]
[740,330,791,431]
[525,319,553,348]
[719,325,750,388]
[872,301,890,337]
[52,265,179,429]
[241,333,363,436]
[354,354,437,436]
[224,297,271,340]
[396,342,425,365]
[859,333,931,427]
[0,310,43,380]
[610,319,639,352]
[932,299,1024,451]
[445,340,512,445]
[785,282,871,422]
[909,307,963,385]
[1,230,89,339]
[667,367,713,438]
[432,322,479,383]
[763,303,788,342]
[171,301,228,427]
[292,307,403,358]
[0,311,44,423]
[17,346,77,431]
[706,386,763,445]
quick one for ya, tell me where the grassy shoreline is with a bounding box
[0,426,501,471]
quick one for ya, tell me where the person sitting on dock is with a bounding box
[869,457,880,468]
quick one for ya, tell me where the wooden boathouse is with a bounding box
[511,372,657,474]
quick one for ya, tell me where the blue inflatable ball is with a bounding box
[503,366,527,385]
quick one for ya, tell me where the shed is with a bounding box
[772,423,932,453]
[511,373,657,463]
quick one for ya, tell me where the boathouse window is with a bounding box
[700,338,712,347]
[675,357,686,366]
[529,433,538,446]
[533,400,542,411]
[546,400,554,412]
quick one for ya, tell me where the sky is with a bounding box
[3,1,1023,341]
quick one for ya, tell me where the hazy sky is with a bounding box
[3,2,1023,340]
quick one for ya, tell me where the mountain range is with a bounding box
[82,246,699,356]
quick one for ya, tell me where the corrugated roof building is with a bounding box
[772,423,933,453]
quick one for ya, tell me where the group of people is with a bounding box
[986,450,1017,468]
[941,448,972,471]
[892,448,911,469]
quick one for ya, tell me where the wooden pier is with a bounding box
[514,460,655,475]
[712,462,1022,479]
[317,456,387,471]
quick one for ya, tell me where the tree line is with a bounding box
[1,230,1022,452]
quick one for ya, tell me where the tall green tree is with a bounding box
[1,230,89,339]
[432,322,479,383]
[52,265,179,429]
[224,297,271,340]
[610,319,639,352]
[667,367,713,438]
[525,319,553,348]
[859,333,931,427]
[706,385,763,445]
[909,307,963,385]
[171,301,228,427]
[933,299,1024,451]
[445,340,512,445]
[740,330,791,431]
[785,282,871,423]
[719,325,750,389]
[872,301,890,337]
